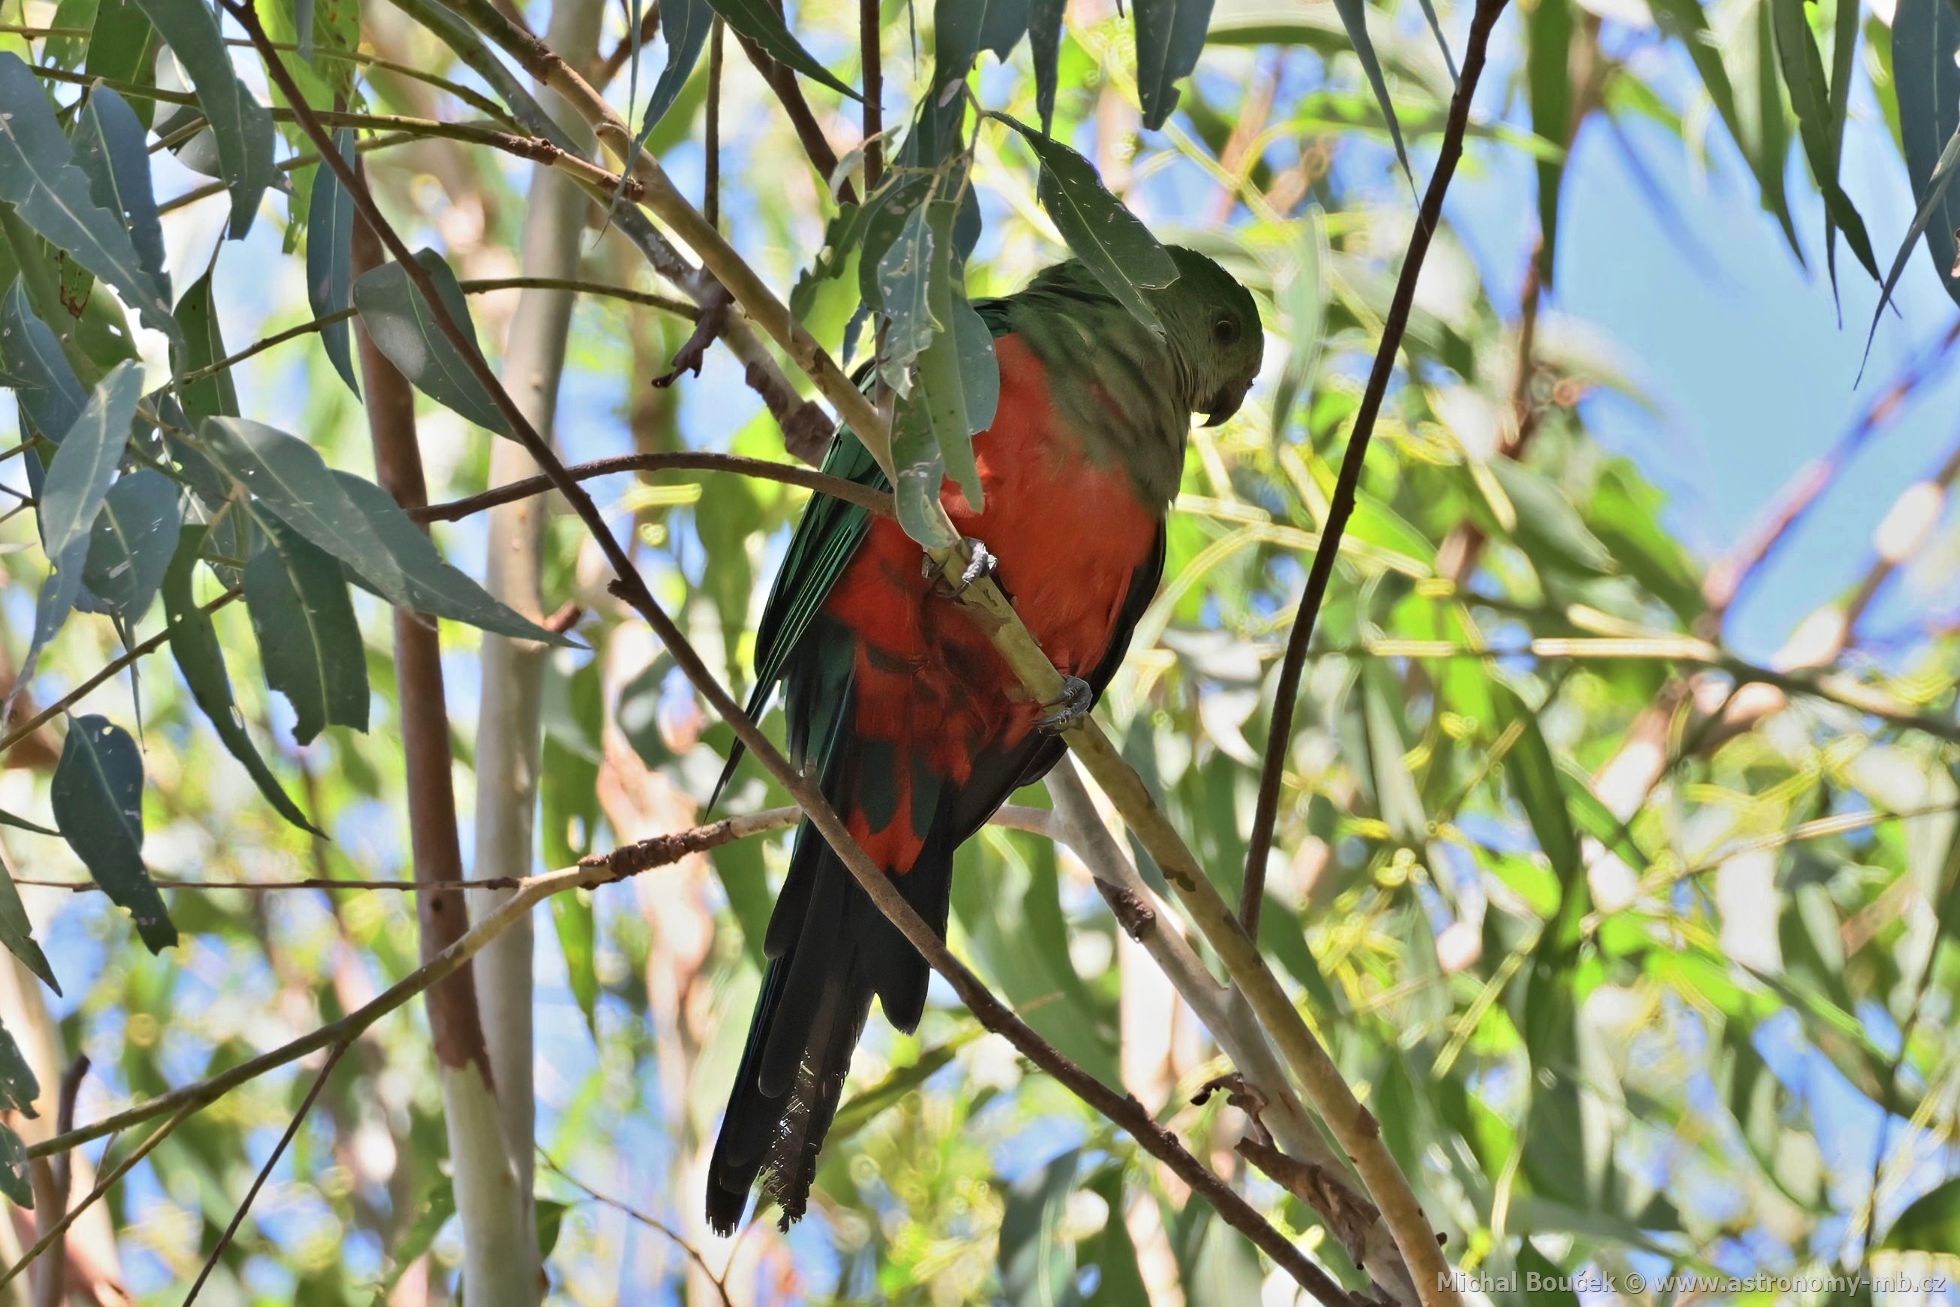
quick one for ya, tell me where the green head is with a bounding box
[1146,247,1264,426]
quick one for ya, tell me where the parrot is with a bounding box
[705,246,1263,1234]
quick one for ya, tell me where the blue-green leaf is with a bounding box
[0,278,85,445]
[1029,0,1065,132]
[306,128,360,395]
[1132,0,1212,130]
[52,715,177,952]
[1889,0,1960,310]
[244,522,369,745]
[71,87,169,305]
[702,0,861,101]
[0,862,58,995]
[165,526,321,833]
[994,114,1179,332]
[132,0,276,238]
[80,467,181,621]
[640,0,713,139]
[0,54,178,341]
[352,248,512,436]
[172,272,240,422]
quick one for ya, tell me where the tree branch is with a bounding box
[412,449,895,522]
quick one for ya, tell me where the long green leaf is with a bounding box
[1771,0,1878,289]
[701,0,861,101]
[80,467,181,621]
[1132,0,1212,130]
[306,128,361,395]
[132,0,276,238]
[0,861,58,995]
[1888,0,1960,311]
[71,87,169,304]
[51,715,176,952]
[165,527,321,833]
[352,249,512,436]
[244,522,370,745]
[0,54,178,342]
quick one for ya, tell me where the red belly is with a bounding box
[820,335,1159,869]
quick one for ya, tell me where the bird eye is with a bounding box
[1213,316,1241,346]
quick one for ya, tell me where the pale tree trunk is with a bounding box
[468,0,605,1286]
[353,214,532,1306]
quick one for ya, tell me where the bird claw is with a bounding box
[1035,676,1093,734]
[924,537,999,598]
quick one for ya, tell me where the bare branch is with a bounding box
[538,1152,736,1307]
[413,449,895,522]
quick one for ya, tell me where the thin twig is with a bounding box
[1,1101,200,1289]
[705,17,724,227]
[0,590,241,757]
[1240,0,1507,951]
[731,21,854,204]
[180,1042,350,1306]
[537,1152,736,1307]
[413,450,894,522]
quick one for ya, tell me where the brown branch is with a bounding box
[412,450,894,522]
[538,1152,735,1307]
[25,1058,85,1307]
[180,1042,349,1305]
[1241,0,1508,937]
[705,17,724,227]
[860,0,882,191]
[731,22,854,204]
[351,182,488,1077]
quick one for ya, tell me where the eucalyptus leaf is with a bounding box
[640,0,713,140]
[352,248,512,436]
[165,527,321,833]
[244,522,370,745]
[71,87,169,304]
[80,467,181,621]
[52,714,176,952]
[1132,0,1212,130]
[172,272,240,423]
[307,129,361,396]
[0,860,58,994]
[702,0,861,101]
[132,0,276,238]
[0,54,179,341]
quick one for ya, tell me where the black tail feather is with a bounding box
[705,828,955,1235]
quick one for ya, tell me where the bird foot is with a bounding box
[1035,676,1093,734]
[923,537,999,598]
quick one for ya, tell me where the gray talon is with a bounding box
[925,537,999,597]
[1036,675,1093,733]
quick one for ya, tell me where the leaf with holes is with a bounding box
[0,54,178,341]
[352,248,512,437]
[132,0,275,238]
[52,715,176,952]
[166,526,321,833]
[245,522,369,745]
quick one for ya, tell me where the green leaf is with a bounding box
[873,200,937,394]
[80,467,181,621]
[0,53,178,342]
[700,0,861,101]
[1519,1239,1581,1305]
[1331,0,1411,184]
[995,114,1179,332]
[0,1127,29,1208]
[244,522,370,745]
[1029,0,1066,132]
[830,1037,969,1143]
[52,714,177,952]
[0,810,55,838]
[352,248,513,437]
[1360,662,1425,847]
[331,473,571,643]
[0,278,85,445]
[1883,0,1960,316]
[1526,0,1573,280]
[640,0,712,139]
[172,272,239,423]
[1864,122,1960,364]
[1080,1164,1149,1304]
[1771,0,1878,287]
[551,889,599,1040]
[85,0,160,128]
[936,0,1029,80]
[1270,209,1325,436]
[131,0,276,238]
[1487,457,1614,574]
[16,362,144,696]
[0,1020,37,1117]
[306,129,360,396]
[1883,1175,1960,1252]
[165,527,321,833]
[1133,0,1211,130]
[71,88,169,305]
[375,1177,455,1298]
[891,383,957,549]
[0,859,58,994]
[998,1148,1079,1306]
[1496,684,1585,952]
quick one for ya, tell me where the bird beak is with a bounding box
[1202,384,1249,427]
